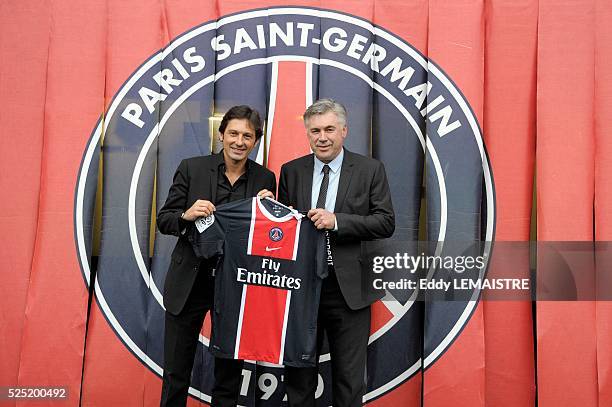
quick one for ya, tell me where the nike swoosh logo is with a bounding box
[265,246,282,252]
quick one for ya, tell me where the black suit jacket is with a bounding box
[157,152,276,315]
[278,149,395,310]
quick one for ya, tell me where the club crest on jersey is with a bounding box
[75,7,495,405]
[268,227,284,242]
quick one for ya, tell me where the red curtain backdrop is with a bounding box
[1,1,610,406]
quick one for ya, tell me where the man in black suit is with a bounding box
[277,99,395,406]
[157,105,276,407]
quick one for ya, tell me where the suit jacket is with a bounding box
[157,152,276,315]
[278,148,395,310]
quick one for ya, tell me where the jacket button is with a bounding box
[193,264,199,271]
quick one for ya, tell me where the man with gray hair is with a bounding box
[277,98,395,406]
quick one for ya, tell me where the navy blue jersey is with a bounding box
[189,197,327,367]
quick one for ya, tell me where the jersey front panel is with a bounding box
[189,197,327,367]
[248,198,300,261]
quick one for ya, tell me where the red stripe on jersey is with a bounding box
[248,198,300,261]
[237,285,289,364]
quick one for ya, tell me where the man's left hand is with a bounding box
[307,208,336,230]
[257,189,275,199]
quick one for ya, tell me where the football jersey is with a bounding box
[189,197,327,367]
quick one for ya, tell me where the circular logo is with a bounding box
[269,227,284,242]
[75,7,495,405]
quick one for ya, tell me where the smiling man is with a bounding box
[277,99,395,406]
[157,105,276,407]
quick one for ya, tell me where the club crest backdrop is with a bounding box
[1,1,611,407]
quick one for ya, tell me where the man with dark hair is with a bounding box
[217,104,264,145]
[158,105,276,407]
[263,98,395,406]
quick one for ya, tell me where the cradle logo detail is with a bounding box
[269,227,284,242]
[75,7,495,405]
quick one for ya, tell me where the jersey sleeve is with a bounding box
[315,229,328,279]
[187,212,226,259]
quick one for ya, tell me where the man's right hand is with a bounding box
[182,200,216,221]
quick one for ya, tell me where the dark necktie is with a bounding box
[316,164,331,209]
[315,164,334,267]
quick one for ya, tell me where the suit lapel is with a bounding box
[245,159,256,198]
[334,149,354,212]
[301,157,314,210]
[209,152,222,203]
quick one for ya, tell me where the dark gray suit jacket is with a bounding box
[277,149,395,310]
[157,152,276,315]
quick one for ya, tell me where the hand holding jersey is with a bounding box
[257,188,275,200]
[307,208,336,230]
[183,199,216,221]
